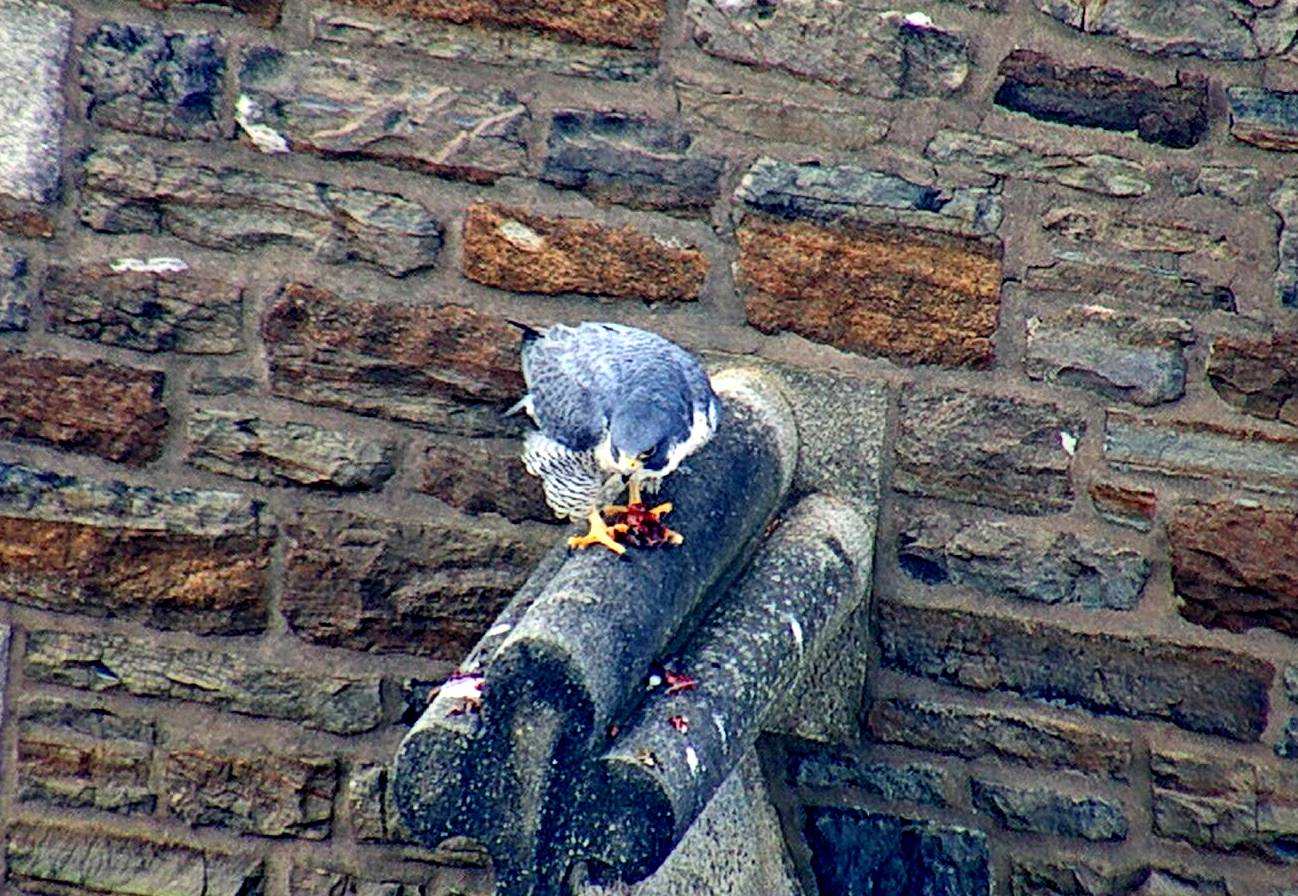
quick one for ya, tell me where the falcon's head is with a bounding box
[607,398,687,478]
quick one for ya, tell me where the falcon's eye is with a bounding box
[638,447,657,461]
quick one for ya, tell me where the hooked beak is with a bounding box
[620,454,642,474]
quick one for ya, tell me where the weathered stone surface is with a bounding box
[1106,412,1298,493]
[0,462,271,635]
[25,629,385,735]
[191,371,259,397]
[542,111,724,214]
[1208,332,1298,426]
[263,283,525,436]
[898,512,1149,610]
[290,866,425,896]
[44,262,242,354]
[895,387,1083,513]
[187,409,396,491]
[736,156,1002,239]
[0,244,30,330]
[677,77,889,149]
[1007,859,1171,896]
[1088,477,1157,531]
[0,352,168,464]
[81,144,443,277]
[868,695,1132,779]
[164,745,336,838]
[17,710,156,815]
[739,217,1001,367]
[347,762,390,841]
[792,751,948,806]
[1229,87,1298,151]
[461,202,707,301]
[971,778,1127,841]
[1173,164,1265,206]
[0,0,71,204]
[6,821,265,896]
[996,50,1208,148]
[1025,305,1191,406]
[1278,717,1298,761]
[419,438,556,524]
[688,2,971,100]
[1041,203,1228,259]
[237,48,528,183]
[805,806,990,896]
[81,23,224,141]
[141,0,281,27]
[1169,498,1298,638]
[281,507,551,658]
[1152,743,1298,862]
[1023,252,1235,312]
[927,129,1151,197]
[1270,179,1298,307]
[878,601,1273,741]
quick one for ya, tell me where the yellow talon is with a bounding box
[568,510,627,555]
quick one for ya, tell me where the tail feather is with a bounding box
[507,319,544,347]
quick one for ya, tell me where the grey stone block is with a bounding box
[970,778,1128,841]
[0,245,30,330]
[0,0,71,204]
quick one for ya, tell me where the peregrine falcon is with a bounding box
[511,322,722,554]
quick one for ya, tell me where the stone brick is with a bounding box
[792,751,948,807]
[970,778,1127,841]
[347,762,389,841]
[1208,332,1298,426]
[805,806,989,896]
[0,462,271,635]
[1151,743,1298,863]
[281,507,551,658]
[927,129,1151,197]
[1169,498,1298,638]
[868,696,1132,779]
[5,821,264,896]
[419,438,556,524]
[687,1,972,100]
[1105,412,1298,493]
[1278,717,1298,761]
[141,0,281,27]
[461,202,707,302]
[1041,203,1228,261]
[0,352,168,464]
[1173,164,1266,206]
[995,50,1208,148]
[1088,477,1157,531]
[0,244,30,330]
[1006,858,1145,896]
[187,409,396,491]
[1272,179,1298,307]
[0,0,71,205]
[163,745,336,838]
[17,695,156,742]
[1023,253,1235,312]
[898,512,1149,610]
[80,144,443,277]
[237,48,528,184]
[25,629,385,735]
[0,204,54,239]
[1025,305,1191,406]
[878,601,1272,741]
[290,866,424,896]
[1229,87,1298,151]
[542,111,724,214]
[44,261,242,354]
[263,282,525,436]
[739,217,1000,367]
[81,23,224,141]
[895,387,1083,514]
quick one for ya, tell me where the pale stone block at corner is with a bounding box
[0,0,71,204]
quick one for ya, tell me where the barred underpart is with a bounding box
[523,431,622,520]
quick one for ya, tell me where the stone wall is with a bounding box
[0,0,1296,894]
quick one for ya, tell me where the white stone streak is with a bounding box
[110,257,190,274]
[235,94,291,154]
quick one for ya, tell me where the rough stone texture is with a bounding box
[739,216,1001,367]
[995,50,1208,148]
[1151,743,1298,863]
[868,696,1133,779]
[0,352,168,465]
[1041,203,1229,258]
[895,386,1084,514]
[81,23,224,141]
[898,512,1150,610]
[419,438,556,524]
[187,409,396,490]
[263,283,525,436]
[7,822,265,895]
[687,1,972,100]
[237,48,529,183]
[1006,859,1222,896]
[163,746,336,838]
[735,156,1003,239]
[1208,332,1298,426]
[24,629,385,735]
[970,778,1128,841]
[878,601,1273,741]
[1278,717,1298,761]
[1088,477,1157,531]
[0,462,271,635]
[16,708,156,815]
[1229,86,1298,151]
[0,0,71,204]
[542,111,724,214]
[461,202,708,301]
[1174,164,1266,206]
[347,762,390,842]
[1025,305,1192,406]
[281,507,551,657]
[1105,411,1298,493]
[1273,179,1298,307]
[44,262,243,354]
[1168,498,1298,638]
[1023,252,1235,312]
[927,129,1151,197]
[792,751,948,807]
[677,77,889,149]
[805,806,990,896]
[290,866,425,896]
[0,244,30,330]
[80,144,443,277]
[144,0,282,27]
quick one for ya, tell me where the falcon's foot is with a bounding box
[607,501,684,548]
[568,510,628,555]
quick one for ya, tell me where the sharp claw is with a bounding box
[647,501,673,517]
[569,510,627,555]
